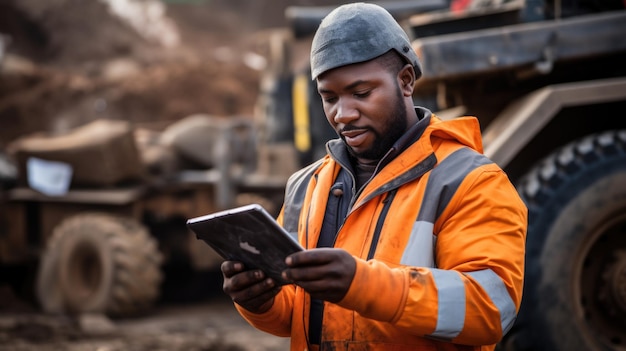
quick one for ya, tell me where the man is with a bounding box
[221,2,527,350]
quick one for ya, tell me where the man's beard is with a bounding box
[344,87,408,161]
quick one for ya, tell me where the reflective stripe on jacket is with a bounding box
[237,112,528,351]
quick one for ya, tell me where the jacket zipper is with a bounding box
[367,189,397,260]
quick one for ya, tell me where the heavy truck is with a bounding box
[267,0,626,350]
[0,5,305,322]
[408,2,626,350]
[0,114,295,314]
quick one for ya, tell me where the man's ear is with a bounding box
[398,64,416,96]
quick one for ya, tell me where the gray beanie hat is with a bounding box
[310,2,422,80]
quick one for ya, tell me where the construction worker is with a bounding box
[221,2,527,350]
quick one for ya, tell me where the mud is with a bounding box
[0,287,290,351]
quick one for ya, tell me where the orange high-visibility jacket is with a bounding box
[236,111,528,351]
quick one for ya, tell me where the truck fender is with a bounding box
[482,76,626,169]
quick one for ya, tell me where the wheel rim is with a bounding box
[65,241,104,303]
[577,211,626,349]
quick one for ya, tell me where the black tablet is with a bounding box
[186,203,303,285]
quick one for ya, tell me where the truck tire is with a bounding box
[36,213,163,317]
[508,130,626,351]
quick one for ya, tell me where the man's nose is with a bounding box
[334,99,359,124]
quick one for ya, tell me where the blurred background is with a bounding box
[0,0,343,146]
[1,1,626,350]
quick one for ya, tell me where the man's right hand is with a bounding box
[221,260,282,314]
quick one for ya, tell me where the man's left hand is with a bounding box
[282,248,356,303]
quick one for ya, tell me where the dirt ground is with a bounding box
[0,287,291,351]
[0,0,345,147]
[0,1,259,147]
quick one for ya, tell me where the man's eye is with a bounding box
[354,91,371,98]
[323,97,337,103]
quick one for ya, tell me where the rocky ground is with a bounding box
[0,0,346,147]
[0,287,290,351]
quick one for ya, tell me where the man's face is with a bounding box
[317,60,410,162]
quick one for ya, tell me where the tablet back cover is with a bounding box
[187,204,302,285]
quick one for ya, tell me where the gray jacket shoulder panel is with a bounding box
[282,158,325,233]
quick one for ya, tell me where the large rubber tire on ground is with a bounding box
[503,130,626,351]
[36,212,163,317]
